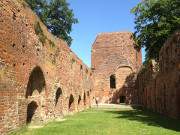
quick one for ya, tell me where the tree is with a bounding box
[26,0,78,46]
[26,0,47,17]
[131,0,180,62]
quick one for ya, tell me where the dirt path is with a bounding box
[92,103,133,109]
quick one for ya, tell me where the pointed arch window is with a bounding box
[110,74,116,89]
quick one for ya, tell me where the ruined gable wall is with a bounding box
[92,32,142,71]
[134,31,180,119]
[92,32,142,103]
[0,0,93,134]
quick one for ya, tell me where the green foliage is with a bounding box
[34,22,47,44]
[26,0,47,17]
[131,0,180,61]
[26,0,78,46]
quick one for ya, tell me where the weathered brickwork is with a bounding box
[92,32,142,103]
[0,0,93,134]
[0,0,179,134]
[133,31,180,119]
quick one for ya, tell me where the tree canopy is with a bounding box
[26,0,78,46]
[131,0,180,62]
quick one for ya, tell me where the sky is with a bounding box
[68,0,145,67]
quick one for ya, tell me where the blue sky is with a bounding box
[68,0,145,67]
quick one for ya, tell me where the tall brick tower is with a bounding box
[91,32,142,104]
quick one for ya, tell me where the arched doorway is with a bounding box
[26,66,46,98]
[87,91,90,106]
[115,66,133,90]
[26,101,38,124]
[120,96,126,104]
[55,88,62,106]
[69,94,75,112]
[87,91,90,97]
[78,95,81,105]
[26,66,46,124]
[83,93,86,106]
[54,87,63,117]
[77,95,82,111]
[113,66,133,104]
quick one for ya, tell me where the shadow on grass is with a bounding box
[105,108,180,132]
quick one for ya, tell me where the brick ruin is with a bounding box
[92,31,180,119]
[0,1,93,134]
[92,32,142,104]
[133,31,180,119]
[0,0,180,135]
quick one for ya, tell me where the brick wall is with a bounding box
[1,0,179,134]
[92,32,142,103]
[0,0,93,134]
[133,31,180,119]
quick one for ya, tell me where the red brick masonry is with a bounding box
[0,1,93,134]
[133,31,180,119]
[0,0,179,135]
[92,32,142,103]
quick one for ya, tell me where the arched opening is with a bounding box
[115,66,133,90]
[83,93,86,106]
[26,66,46,123]
[55,88,62,106]
[87,91,90,97]
[111,66,133,104]
[69,94,74,111]
[87,91,91,107]
[110,74,116,89]
[120,96,126,104]
[26,101,38,124]
[78,95,81,105]
[26,66,46,98]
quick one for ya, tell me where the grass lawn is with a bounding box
[11,107,180,135]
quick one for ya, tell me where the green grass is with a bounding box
[11,108,180,135]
